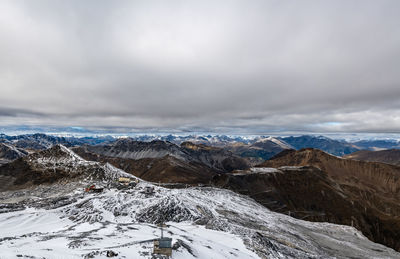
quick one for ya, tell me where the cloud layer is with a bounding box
[1,0,400,133]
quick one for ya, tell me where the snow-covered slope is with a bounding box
[253,136,294,150]
[27,144,136,182]
[0,181,399,258]
[0,145,137,192]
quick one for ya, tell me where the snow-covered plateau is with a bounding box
[1,181,399,259]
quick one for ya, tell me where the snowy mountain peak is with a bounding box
[27,144,86,165]
[255,136,294,149]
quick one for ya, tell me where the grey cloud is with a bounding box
[0,107,44,117]
[0,0,400,133]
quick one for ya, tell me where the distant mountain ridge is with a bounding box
[1,133,400,160]
[344,149,400,166]
[279,135,359,156]
[0,133,114,150]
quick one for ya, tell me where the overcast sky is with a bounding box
[1,0,400,134]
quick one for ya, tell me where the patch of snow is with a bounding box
[278,166,305,170]
[250,167,281,174]
[59,144,86,161]
[233,167,281,175]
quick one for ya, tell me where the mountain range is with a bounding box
[0,145,399,258]
[1,133,400,256]
[1,133,400,157]
[0,133,114,150]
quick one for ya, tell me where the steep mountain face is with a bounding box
[180,142,249,172]
[280,135,359,156]
[0,143,28,165]
[344,149,400,165]
[254,148,400,251]
[0,145,134,192]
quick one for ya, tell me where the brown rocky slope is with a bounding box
[250,148,400,251]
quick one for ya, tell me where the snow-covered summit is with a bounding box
[252,136,294,149]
